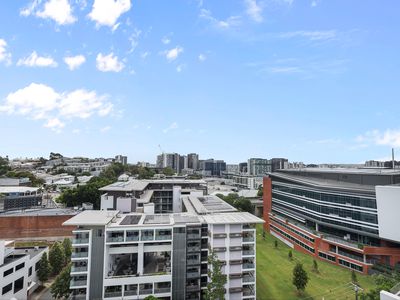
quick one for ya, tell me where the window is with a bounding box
[29,266,32,276]
[97,229,103,237]
[35,261,40,271]
[14,277,24,294]
[2,283,12,295]
[3,267,13,277]
[15,263,25,271]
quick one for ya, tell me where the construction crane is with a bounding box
[158,144,164,155]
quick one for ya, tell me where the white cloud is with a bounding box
[44,118,65,132]
[141,51,150,59]
[199,8,241,29]
[198,54,206,62]
[17,51,58,68]
[64,54,86,70]
[163,122,178,133]
[100,126,111,133]
[0,39,11,65]
[244,0,263,23]
[88,0,131,28]
[280,30,337,41]
[96,53,125,72]
[356,129,400,148]
[176,64,185,72]
[21,0,76,25]
[0,83,114,132]
[161,36,171,45]
[128,28,142,53]
[163,46,183,62]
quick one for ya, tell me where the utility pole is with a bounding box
[350,282,363,300]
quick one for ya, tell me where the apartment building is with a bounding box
[0,186,42,212]
[263,168,400,274]
[0,240,48,299]
[64,189,263,300]
[247,158,271,176]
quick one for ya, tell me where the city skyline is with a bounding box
[1,1,400,164]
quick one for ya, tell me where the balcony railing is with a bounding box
[139,289,153,295]
[155,287,171,294]
[243,236,255,243]
[243,263,255,269]
[186,285,200,292]
[70,279,87,288]
[188,233,201,239]
[155,235,172,240]
[141,235,154,241]
[73,238,89,244]
[124,290,137,296]
[71,266,88,273]
[187,246,201,252]
[107,236,124,243]
[187,270,201,278]
[104,291,122,298]
[243,275,255,283]
[243,250,255,256]
[243,289,255,296]
[72,252,88,258]
[187,258,201,265]
[126,235,139,241]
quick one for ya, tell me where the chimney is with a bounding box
[392,148,395,169]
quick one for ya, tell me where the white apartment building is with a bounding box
[0,241,48,299]
[64,192,264,300]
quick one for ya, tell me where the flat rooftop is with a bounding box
[186,195,237,215]
[0,186,40,193]
[0,208,79,217]
[99,179,207,192]
[279,168,400,175]
[63,210,119,226]
[202,212,265,224]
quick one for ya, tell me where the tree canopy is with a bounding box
[215,193,254,213]
[292,263,309,293]
[37,252,51,284]
[205,250,227,300]
[49,242,66,275]
[51,264,71,299]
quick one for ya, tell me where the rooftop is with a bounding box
[279,167,400,175]
[63,210,119,226]
[0,186,40,194]
[186,195,237,215]
[202,212,265,224]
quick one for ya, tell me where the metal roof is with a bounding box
[202,212,264,224]
[63,210,119,226]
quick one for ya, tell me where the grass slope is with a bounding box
[256,225,374,300]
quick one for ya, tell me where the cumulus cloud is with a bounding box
[161,35,171,45]
[128,28,142,53]
[21,0,76,25]
[96,53,125,72]
[176,64,185,72]
[0,39,11,65]
[64,54,86,70]
[356,129,400,148]
[163,122,178,133]
[163,46,183,62]
[244,0,263,23]
[88,0,131,28]
[0,83,113,132]
[17,51,58,68]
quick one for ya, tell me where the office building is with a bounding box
[239,162,248,174]
[0,186,42,212]
[0,241,48,299]
[247,158,271,176]
[198,159,226,177]
[64,183,264,300]
[115,155,128,166]
[156,153,180,173]
[263,168,400,274]
[187,153,199,171]
[270,158,288,172]
[226,164,239,174]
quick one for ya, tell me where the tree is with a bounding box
[351,270,358,284]
[51,264,71,299]
[37,252,51,284]
[49,242,66,275]
[274,240,278,249]
[364,273,400,300]
[288,250,293,261]
[257,185,263,197]
[292,263,309,294]
[144,296,159,300]
[205,251,227,300]
[312,259,319,273]
[0,156,11,176]
[162,167,175,176]
[62,238,72,264]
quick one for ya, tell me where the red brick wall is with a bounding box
[0,215,76,239]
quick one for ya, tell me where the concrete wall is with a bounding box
[376,186,400,243]
[0,215,76,239]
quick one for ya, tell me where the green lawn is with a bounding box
[256,225,375,300]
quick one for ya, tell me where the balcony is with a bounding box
[70,279,87,288]
[243,275,255,283]
[243,236,255,243]
[73,238,89,245]
[72,252,88,259]
[187,258,201,265]
[186,284,200,292]
[139,289,153,295]
[187,269,201,278]
[107,236,124,243]
[243,263,255,269]
[230,233,242,238]
[188,245,201,252]
[71,266,88,273]
[104,291,122,298]
[155,287,171,294]
[243,249,255,256]
[124,290,137,297]
[155,234,172,240]
[243,288,255,296]
[126,235,139,242]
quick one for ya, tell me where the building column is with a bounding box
[137,243,144,275]
[315,223,319,232]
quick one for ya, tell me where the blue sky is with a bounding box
[0,0,400,164]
